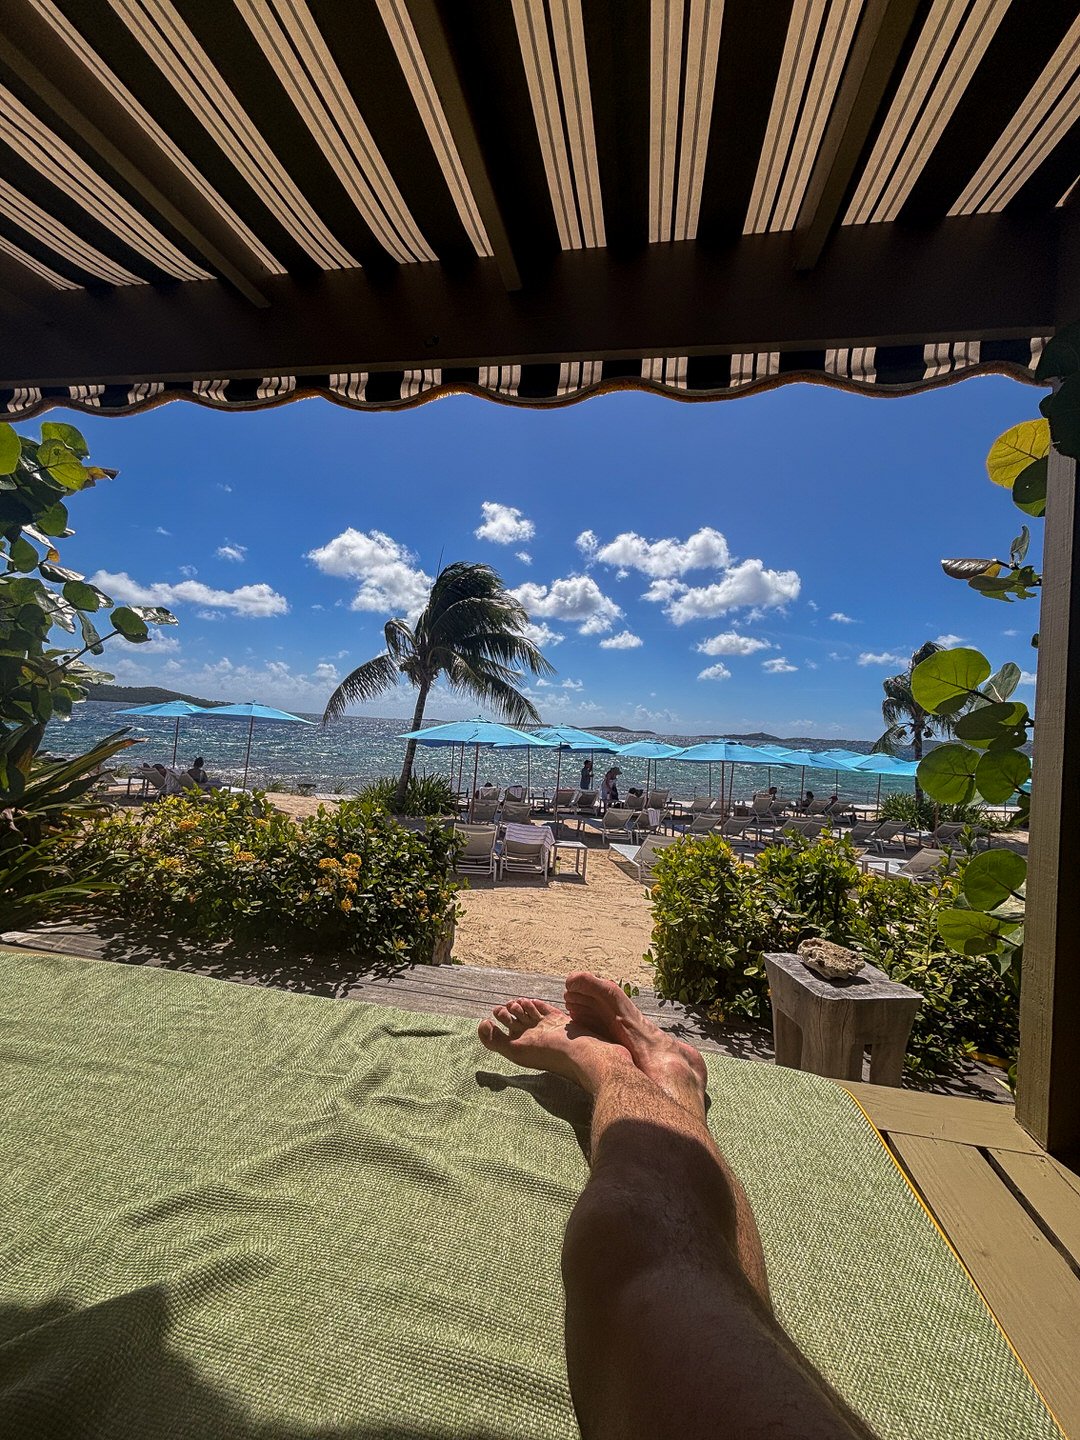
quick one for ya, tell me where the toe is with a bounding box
[493,1005,516,1028]
[528,998,564,1019]
[478,1018,511,1056]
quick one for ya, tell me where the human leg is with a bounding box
[479,986,876,1440]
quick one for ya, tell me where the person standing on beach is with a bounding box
[580,758,594,791]
[601,765,621,806]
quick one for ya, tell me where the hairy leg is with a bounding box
[480,985,876,1440]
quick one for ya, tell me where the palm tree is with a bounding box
[322,561,554,809]
[873,642,961,788]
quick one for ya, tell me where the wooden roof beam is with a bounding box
[402,0,524,292]
[0,0,271,307]
[793,0,923,273]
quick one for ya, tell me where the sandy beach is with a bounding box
[266,794,655,984]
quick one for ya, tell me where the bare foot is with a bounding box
[478,997,633,1096]
[563,973,708,1119]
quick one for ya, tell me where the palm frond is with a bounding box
[446,655,542,727]
[322,652,400,725]
[383,618,415,661]
[871,724,909,755]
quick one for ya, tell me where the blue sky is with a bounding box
[48,374,1041,739]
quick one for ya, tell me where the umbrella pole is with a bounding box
[707,762,712,798]
[472,744,479,804]
[242,715,254,790]
[172,716,180,766]
[877,774,882,810]
[527,747,531,800]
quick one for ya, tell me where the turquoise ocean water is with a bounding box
[46,701,914,805]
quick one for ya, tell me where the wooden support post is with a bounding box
[1016,445,1080,1161]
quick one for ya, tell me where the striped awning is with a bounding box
[0,0,1075,415]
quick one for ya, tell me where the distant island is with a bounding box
[86,683,222,708]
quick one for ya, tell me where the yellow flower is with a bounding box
[339,897,353,913]
[318,857,340,871]
[299,891,311,903]
[176,819,199,833]
[235,851,256,863]
[342,853,362,865]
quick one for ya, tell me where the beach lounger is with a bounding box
[864,847,954,881]
[689,795,716,814]
[453,824,498,883]
[499,828,551,883]
[635,832,676,883]
[596,808,642,846]
[866,821,912,854]
[468,800,499,824]
[500,801,533,825]
[686,813,721,836]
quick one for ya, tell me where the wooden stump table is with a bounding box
[764,952,923,1088]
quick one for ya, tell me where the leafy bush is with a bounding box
[67,792,461,962]
[879,792,988,828]
[647,834,1018,1083]
[356,773,457,816]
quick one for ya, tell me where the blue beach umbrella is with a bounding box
[401,718,555,800]
[116,699,206,765]
[670,740,772,803]
[201,701,316,789]
[615,739,683,793]
[846,751,920,806]
[522,724,620,796]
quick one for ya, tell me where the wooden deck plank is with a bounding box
[891,1133,1080,1437]
[992,1150,1080,1266]
[846,1081,1033,1150]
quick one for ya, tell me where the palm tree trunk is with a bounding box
[394,682,430,810]
[912,715,924,802]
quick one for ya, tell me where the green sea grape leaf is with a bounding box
[1012,459,1046,517]
[40,421,89,458]
[911,648,991,714]
[1040,373,1080,461]
[0,422,19,475]
[938,907,1020,957]
[111,606,150,642]
[975,749,1030,803]
[962,849,1027,911]
[953,702,1028,748]
[986,420,1050,489]
[983,663,1021,704]
[1036,322,1080,381]
[917,744,978,804]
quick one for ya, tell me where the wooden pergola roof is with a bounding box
[0,0,1077,415]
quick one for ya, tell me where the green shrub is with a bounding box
[646,834,1017,1083]
[67,791,461,962]
[356,773,457,816]
[878,792,988,828]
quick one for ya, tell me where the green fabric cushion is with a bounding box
[0,951,1060,1439]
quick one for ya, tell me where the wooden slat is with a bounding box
[1017,445,1080,1161]
[992,1150,1080,1266]
[892,1133,1080,1437]
[846,1082,1036,1152]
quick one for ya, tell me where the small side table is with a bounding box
[553,840,589,880]
[764,952,922,1088]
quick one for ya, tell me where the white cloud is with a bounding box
[475,502,535,544]
[218,483,233,493]
[630,703,680,728]
[696,631,773,657]
[155,526,170,536]
[857,651,906,667]
[762,657,798,674]
[561,678,584,690]
[515,550,532,565]
[805,660,819,670]
[934,633,965,647]
[522,620,565,647]
[586,526,730,578]
[807,600,819,611]
[91,570,288,617]
[830,612,855,623]
[1003,628,1018,637]
[599,630,643,650]
[576,529,598,557]
[512,575,622,635]
[653,560,801,624]
[216,543,247,563]
[306,528,432,618]
[1019,670,1037,686]
[828,651,845,661]
[179,564,197,578]
[698,662,733,681]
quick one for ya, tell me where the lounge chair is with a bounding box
[645,789,670,812]
[866,820,912,854]
[715,817,753,847]
[597,808,642,846]
[686,813,721,836]
[453,824,498,883]
[552,787,576,811]
[866,847,955,881]
[469,800,499,824]
[775,819,826,847]
[635,833,677,883]
[689,795,716,814]
[500,801,533,825]
[500,830,550,884]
